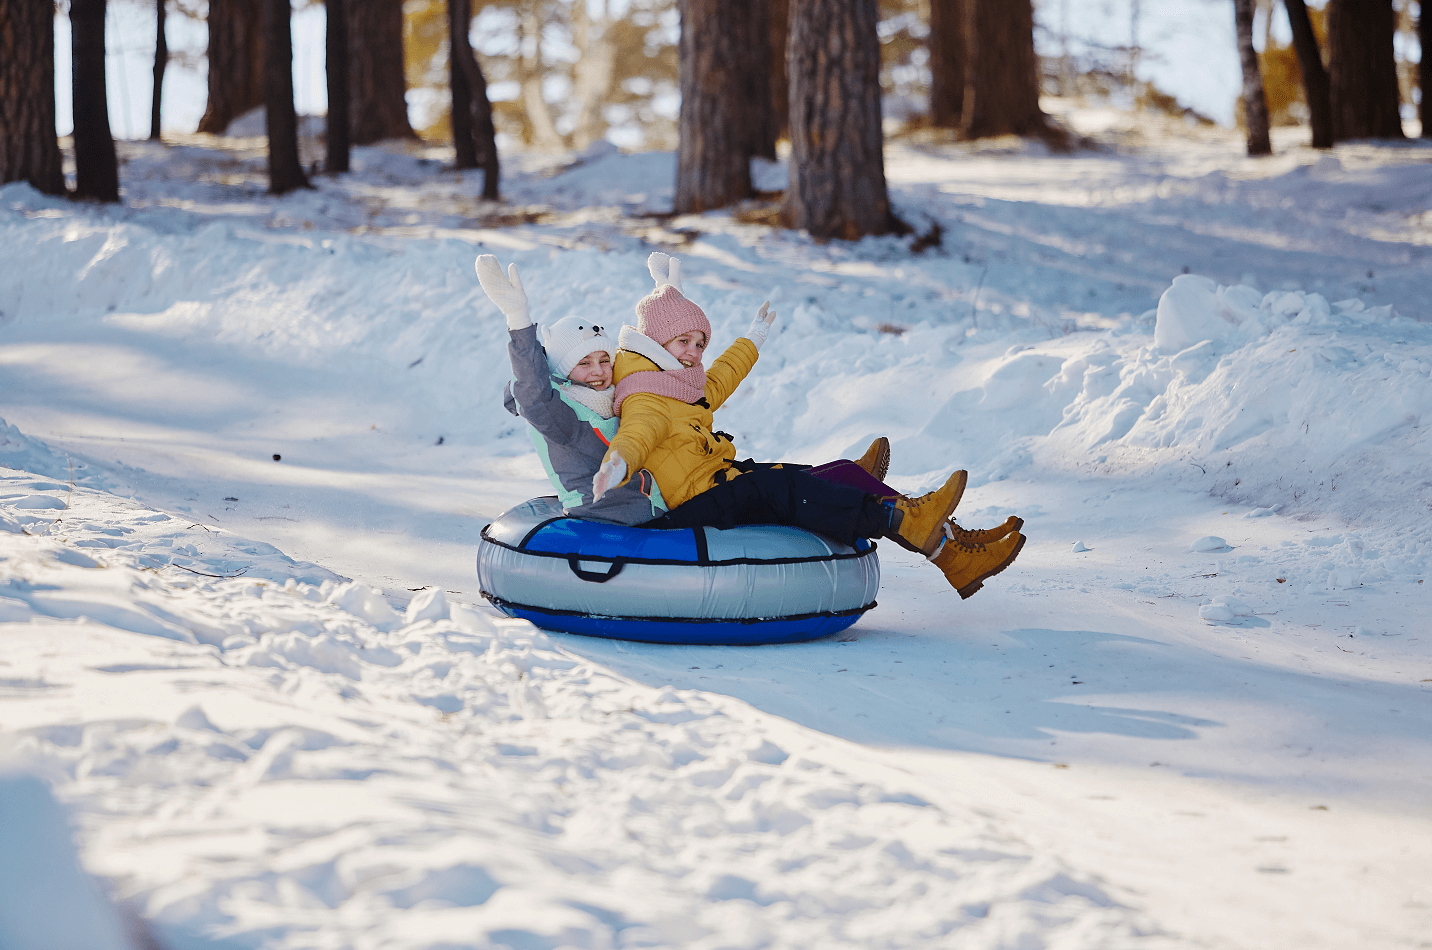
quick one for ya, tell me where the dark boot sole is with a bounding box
[957,532,1026,600]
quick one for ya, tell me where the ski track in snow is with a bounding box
[3,124,1432,949]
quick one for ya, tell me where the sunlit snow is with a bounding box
[3,120,1431,949]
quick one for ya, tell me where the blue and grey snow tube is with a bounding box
[477,497,880,645]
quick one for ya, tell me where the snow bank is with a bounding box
[1,416,109,489]
[840,269,1432,538]
[1047,276,1432,527]
[1153,273,1397,354]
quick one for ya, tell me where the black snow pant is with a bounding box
[642,466,893,547]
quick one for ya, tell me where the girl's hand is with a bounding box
[592,452,628,502]
[475,254,531,330]
[646,251,682,291]
[744,301,778,350]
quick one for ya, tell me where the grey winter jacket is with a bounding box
[503,324,665,526]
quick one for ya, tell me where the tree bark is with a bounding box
[326,0,350,172]
[768,0,789,143]
[674,0,757,213]
[150,0,166,140]
[1234,0,1271,155]
[1420,0,1430,138]
[1326,0,1403,140]
[449,0,499,198]
[198,0,264,134]
[451,0,475,169]
[71,0,120,202]
[348,0,416,143]
[263,0,309,193]
[782,0,891,240]
[928,0,964,128]
[1283,0,1332,148]
[0,0,66,194]
[741,0,777,160]
[959,0,1048,140]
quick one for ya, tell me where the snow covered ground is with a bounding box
[3,120,1431,949]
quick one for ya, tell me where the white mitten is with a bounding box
[743,300,778,351]
[475,254,531,330]
[592,452,628,502]
[646,251,682,291]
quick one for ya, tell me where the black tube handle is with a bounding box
[567,557,625,583]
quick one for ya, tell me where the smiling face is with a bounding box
[567,350,613,390]
[663,330,707,368]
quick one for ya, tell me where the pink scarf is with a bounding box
[614,363,706,415]
[612,327,708,415]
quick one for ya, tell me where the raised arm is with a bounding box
[705,301,778,411]
[478,254,579,442]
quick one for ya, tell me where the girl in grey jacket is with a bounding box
[477,255,665,525]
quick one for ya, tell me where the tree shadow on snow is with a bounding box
[555,617,1432,799]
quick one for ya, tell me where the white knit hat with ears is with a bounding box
[542,315,616,378]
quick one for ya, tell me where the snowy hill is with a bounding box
[2,122,1431,949]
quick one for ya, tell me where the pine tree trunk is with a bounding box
[928,0,964,128]
[769,0,789,144]
[448,0,499,198]
[1420,2,1430,138]
[264,0,309,193]
[1283,0,1332,149]
[741,0,777,160]
[473,60,499,200]
[71,0,120,202]
[150,0,166,140]
[1327,0,1404,140]
[674,0,755,213]
[0,0,66,194]
[197,0,264,134]
[449,0,475,168]
[325,0,350,172]
[959,0,1048,140]
[782,0,890,240]
[348,0,416,143]
[1233,0,1271,155]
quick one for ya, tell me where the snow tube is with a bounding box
[477,497,880,645]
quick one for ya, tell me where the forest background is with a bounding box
[42,0,1429,151]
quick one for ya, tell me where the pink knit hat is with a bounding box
[634,284,711,346]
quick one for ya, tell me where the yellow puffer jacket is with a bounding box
[604,338,759,509]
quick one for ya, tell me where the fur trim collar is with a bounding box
[618,325,687,371]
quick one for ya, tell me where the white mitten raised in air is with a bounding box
[475,254,531,330]
[743,300,778,351]
[592,452,628,502]
[646,251,683,292]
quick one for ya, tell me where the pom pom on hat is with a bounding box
[635,284,711,346]
[543,315,615,378]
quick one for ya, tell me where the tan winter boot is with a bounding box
[944,516,1023,546]
[891,469,968,555]
[931,531,1026,600]
[855,437,890,482]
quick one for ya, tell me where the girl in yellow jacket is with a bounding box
[592,254,1025,599]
